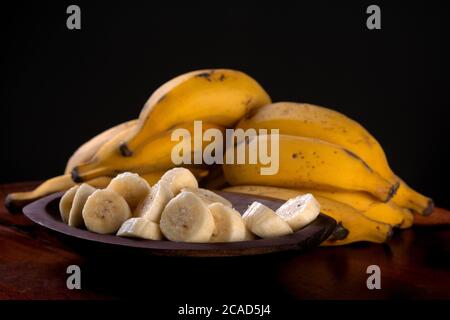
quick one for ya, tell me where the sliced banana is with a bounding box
[134,181,174,222]
[208,203,247,242]
[68,183,96,228]
[242,202,293,239]
[160,167,198,195]
[181,187,232,207]
[107,172,151,210]
[160,192,215,242]
[82,189,131,234]
[275,193,320,231]
[117,217,163,240]
[59,185,80,224]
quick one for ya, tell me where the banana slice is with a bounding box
[107,172,151,210]
[134,181,174,222]
[117,217,163,240]
[59,185,80,224]
[160,167,198,195]
[82,189,131,234]
[160,192,215,242]
[275,193,320,231]
[242,202,293,239]
[208,203,247,242]
[181,187,232,207]
[68,183,96,227]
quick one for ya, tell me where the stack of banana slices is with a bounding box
[59,168,321,242]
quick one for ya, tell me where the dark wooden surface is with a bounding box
[1,181,449,300]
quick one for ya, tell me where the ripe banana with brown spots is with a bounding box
[236,102,433,215]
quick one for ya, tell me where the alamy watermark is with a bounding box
[171,121,280,175]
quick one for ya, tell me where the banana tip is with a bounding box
[423,199,434,216]
[71,167,83,183]
[4,194,23,213]
[385,227,394,242]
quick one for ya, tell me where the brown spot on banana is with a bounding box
[119,143,133,157]
[196,71,214,81]
[71,167,83,183]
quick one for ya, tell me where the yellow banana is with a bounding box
[222,185,393,245]
[223,134,398,202]
[5,175,112,212]
[236,102,433,215]
[64,119,137,174]
[72,122,224,182]
[292,188,413,229]
[118,69,271,157]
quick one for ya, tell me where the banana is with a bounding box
[236,102,433,214]
[117,217,163,240]
[5,175,112,212]
[107,172,151,210]
[391,178,434,216]
[68,183,96,228]
[242,202,293,238]
[160,167,199,195]
[160,191,215,242]
[140,169,207,188]
[59,185,80,224]
[275,193,321,231]
[65,120,137,174]
[223,134,398,202]
[208,202,248,242]
[118,69,271,157]
[134,181,174,222]
[181,187,232,207]
[82,189,132,234]
[72,122,225,182]
[292,188,412,228]
[223,185,393,245]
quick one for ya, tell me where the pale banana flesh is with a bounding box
[160,191,215,242]
[223,185,393,245]
[181,187,232,208]
[107,172,151,210]
[276,193,321,231]
[160,167,199,195]
[117,218,163,240]
[236,102,433,215]
[209,202,248,242]
[134,181,174,222]
[59,185,80,224]
[82,189,132,234]
[223,134,398,202]
[242,202,293,239]
[68,183,96,227]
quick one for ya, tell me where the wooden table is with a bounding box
[1,182,449,300]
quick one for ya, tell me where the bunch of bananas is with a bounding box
[6,69,433,246]
[5,69,271,209]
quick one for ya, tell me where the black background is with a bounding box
[1,1,449,207]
